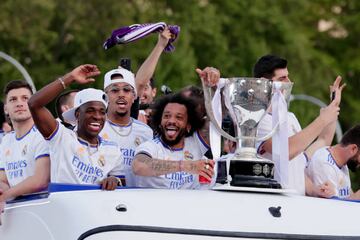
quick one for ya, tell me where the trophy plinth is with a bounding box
[229,152,280,188]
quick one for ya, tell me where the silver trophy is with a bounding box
[203,78,293,188]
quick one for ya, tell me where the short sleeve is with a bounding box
[33,131,50,160]
[135,140,157,158]
[194,131,210,156]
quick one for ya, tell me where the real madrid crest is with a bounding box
[98,155,106,167]
[184,151,194,160]
[22,145,27,156]
[134,137,141,146]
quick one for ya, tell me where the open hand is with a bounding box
[329,76,346,106]
[68,64,101,85]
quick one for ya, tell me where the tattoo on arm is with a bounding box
[136,153,182,176]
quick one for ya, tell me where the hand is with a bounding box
[184,159,215,182]
[319,100,340,125]
[137,112,148,124]
[67,64,101,85]
[157,27,172,48]
[317,181,336,198]
[196,67,220,87]
[329,76,346,106]
[100,176,121,191]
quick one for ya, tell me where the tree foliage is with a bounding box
[1,0,359,186]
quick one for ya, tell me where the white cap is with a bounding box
[104,68,137,97]
[62,88,108,124]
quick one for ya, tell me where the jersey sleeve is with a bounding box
[309,158,340,196]
[33,130,50,160]
[46,121,69,147]
[194,131,210,156]
[108,149,126,177]
[135,140,157,158]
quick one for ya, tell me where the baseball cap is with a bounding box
[62,88,108,124]
[104,68,137,96]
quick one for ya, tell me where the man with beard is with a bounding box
[307,125,360,199]
[100,67,153,187]
[28,64,124,190]
[132,68,220,189]
[0,80,50,203]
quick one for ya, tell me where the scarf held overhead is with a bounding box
[103,22,180,52]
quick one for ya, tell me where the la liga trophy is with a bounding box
[203,78,292,189]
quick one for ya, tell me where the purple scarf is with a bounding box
[103,22,180,52]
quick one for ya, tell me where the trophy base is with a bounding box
[230,175,282,189]
[229,159,282,189]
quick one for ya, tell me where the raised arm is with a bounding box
[261,94,341,160]
[132,153,215,181]
[305,76,345,158]
[195,67,221,144]
[135,28,172,97]
[28,64,101,138]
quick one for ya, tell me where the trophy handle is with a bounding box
[202,79,237,143]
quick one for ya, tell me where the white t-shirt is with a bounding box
[100,118,153,187]
[0,130,5,144]
[47,122,124,185]
[307,147,351,199]
[0,126,49,187]
[134,132,209,189]
[257,112,307,195]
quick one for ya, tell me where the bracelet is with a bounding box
[58,77,66,89]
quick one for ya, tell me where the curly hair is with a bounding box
[151,93,205,137]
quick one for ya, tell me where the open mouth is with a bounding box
[116,99,128,108]
[88,122,102,132]
[165,127,179,138]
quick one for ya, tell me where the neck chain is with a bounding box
[77,135,100,156]
[108,119,133,137]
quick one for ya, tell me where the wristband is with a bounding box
[58,77,66,89]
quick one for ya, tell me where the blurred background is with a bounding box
[1,0,359,186]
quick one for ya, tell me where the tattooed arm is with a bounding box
[132,153,215,181]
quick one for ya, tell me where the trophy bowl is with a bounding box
[203,77,281,188]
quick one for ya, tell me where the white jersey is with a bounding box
[0,130,5,144]
[47,122,124,185]
[134,132,209,189]
[256,112,307,195]
[307,147,351,199]
[100,118,153,187]
[0,126,49,187]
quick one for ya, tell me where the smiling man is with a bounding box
[100,68,153,187]
[132,67,220,189]
[28,65,124,190]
